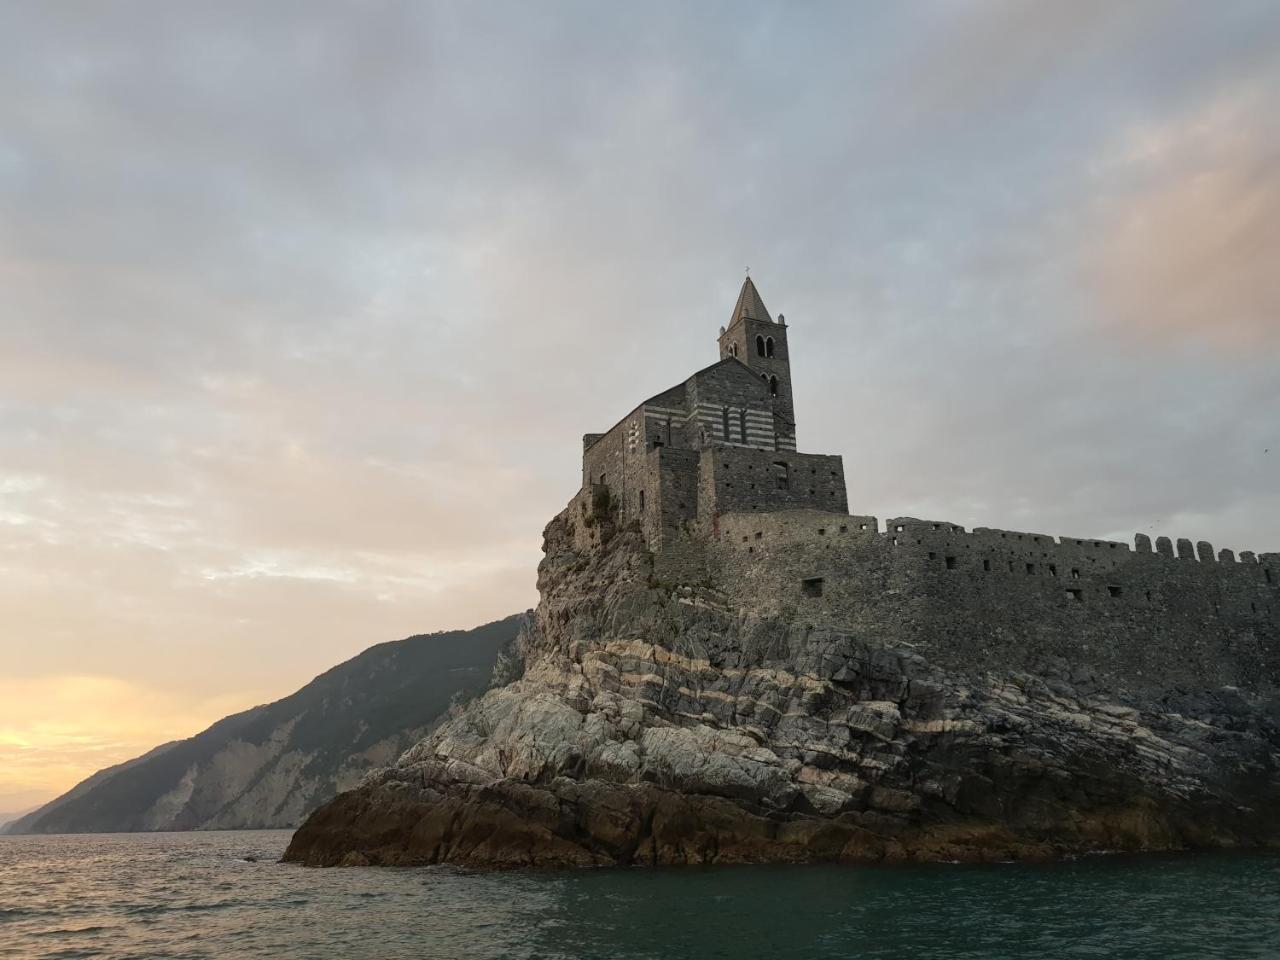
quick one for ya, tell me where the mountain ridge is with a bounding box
[6,614,526,835]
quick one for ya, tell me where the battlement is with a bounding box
[700,509,1279,689]
[570,275,1278,690]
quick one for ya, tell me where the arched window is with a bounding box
[769,375,778,396]
[755,335,766,357]
[739,409,747,443]
[722,406,731,441]
[765,337,775,358]
[728,343,738,358]
[773,461,790,490]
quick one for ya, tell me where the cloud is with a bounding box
[0,2,1278,801]
[1086,85,1280,351]
[0,675,263,801]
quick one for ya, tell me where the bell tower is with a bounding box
[717,276,796,451]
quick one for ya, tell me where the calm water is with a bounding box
[2,831,1279,959]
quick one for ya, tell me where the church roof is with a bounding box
[728,276,773,325]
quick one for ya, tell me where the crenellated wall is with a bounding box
[701,511,1280,690]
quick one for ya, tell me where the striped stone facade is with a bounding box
[581,277,843,548]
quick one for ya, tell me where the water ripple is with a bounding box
[1,832,1278,959]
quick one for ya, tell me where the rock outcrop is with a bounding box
[284,512,1280,868]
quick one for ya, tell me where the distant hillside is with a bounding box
[5,614,526,834]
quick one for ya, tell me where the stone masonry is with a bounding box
[577,277,1280,690]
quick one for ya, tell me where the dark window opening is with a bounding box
[769,375,778,396]
[1266,568,1274,584]
[1145,590,1152,601]
[1048,564,1058,577]
[773,461,790,490]
[1066,588,1083,601]
[722,407,731,441]
[739,409,747,443]
[1008,561,1014,572]
[1071,568,1081,580]
[1108,585,1122,598]
[839,525,848,533]
[1026,563,1036,575]
[945,556,957,570]
[801,577,824,598]
[755,335,766,357]
[983,559,991,571]
[928,551,936,560]
[765,336,775,358]
[638,490,645,512]
[1213,602,1221,616]
[1251,602,1257,614]
[755,531,762,540]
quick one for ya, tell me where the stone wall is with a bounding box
[641,448,700,546]
[686,361,782,451]
[703,511,1280,691]
[699,448,848,519]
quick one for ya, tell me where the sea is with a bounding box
[1,831,1279,960]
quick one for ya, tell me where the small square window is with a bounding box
[1026,563,1036,575]
[1108,585,1122,598]
[945,556,957,570]
[1066,588,1083,601]
[801,577,824,598]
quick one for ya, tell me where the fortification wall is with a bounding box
[705,511,1280,691]
[699,448,847,519]
[640,447,700,546]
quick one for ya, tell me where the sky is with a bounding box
[1,1,1278,812]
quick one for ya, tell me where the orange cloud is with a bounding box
[0,675,265,802]
[1086,90,1280,351]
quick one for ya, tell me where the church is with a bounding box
[580,277,848,550]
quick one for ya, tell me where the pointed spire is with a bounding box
[728,276,773,325]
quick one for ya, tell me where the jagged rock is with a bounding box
[284,516,1280,868]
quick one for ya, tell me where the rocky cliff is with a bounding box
[8,616,525,834]
[285,510,1280,868]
